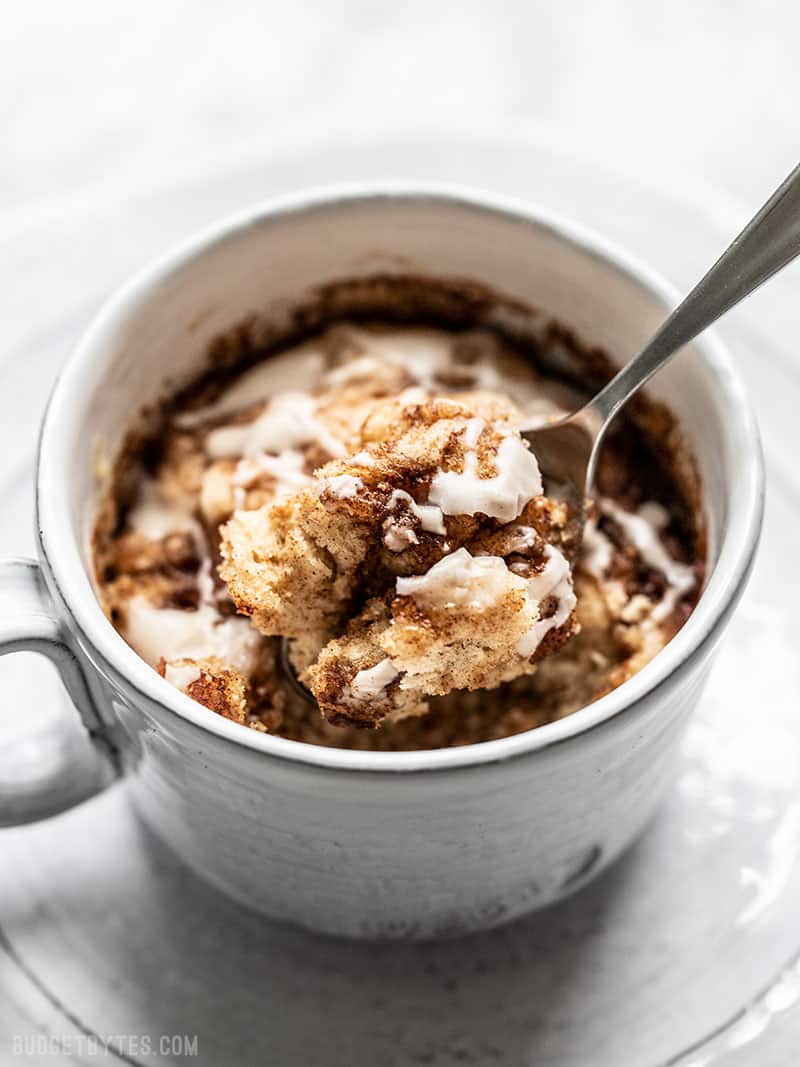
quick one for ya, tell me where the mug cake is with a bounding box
[93,281,704,750]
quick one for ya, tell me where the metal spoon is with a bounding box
[525,161,800,497]
[283,162,800,701]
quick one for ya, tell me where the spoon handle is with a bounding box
[589,162,800,426]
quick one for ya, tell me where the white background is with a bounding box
[2,0,798,218]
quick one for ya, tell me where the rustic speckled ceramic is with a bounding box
[0,187,763,938]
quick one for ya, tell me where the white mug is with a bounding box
[0,187,764,939]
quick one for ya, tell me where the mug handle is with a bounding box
[0,557,120,827]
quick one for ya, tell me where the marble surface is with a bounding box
[1,0,799,221]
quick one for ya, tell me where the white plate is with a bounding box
[1,124,799,1066]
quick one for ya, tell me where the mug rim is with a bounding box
[35,182,765,773]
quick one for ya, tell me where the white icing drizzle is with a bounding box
[127,480,202,543]
[428,430,542,523]
[396,548,526,611]
[322,474,363,499]
[124,478,264,676]
[638,500,670,530]
[381,490,447,552]
[205,391,346,461]
[125,557,260,677]
[232,450,312,503]
[351,450,375,466]
[346,329,453,387]
[323,354,385,387]
[346,659,400,703]
[581,518,614,578]
[382,523,419,552]
[396,385,430,405]
[516,545,577,658]
[600,499,695,622]
[388,490,446,535]
[321,327,555,406]
[175,345,326,428]
[173,326,577,456]
[124,596,260,675]
[164,662,202,692]
[504,524,538,553]
[461,417,485,449]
